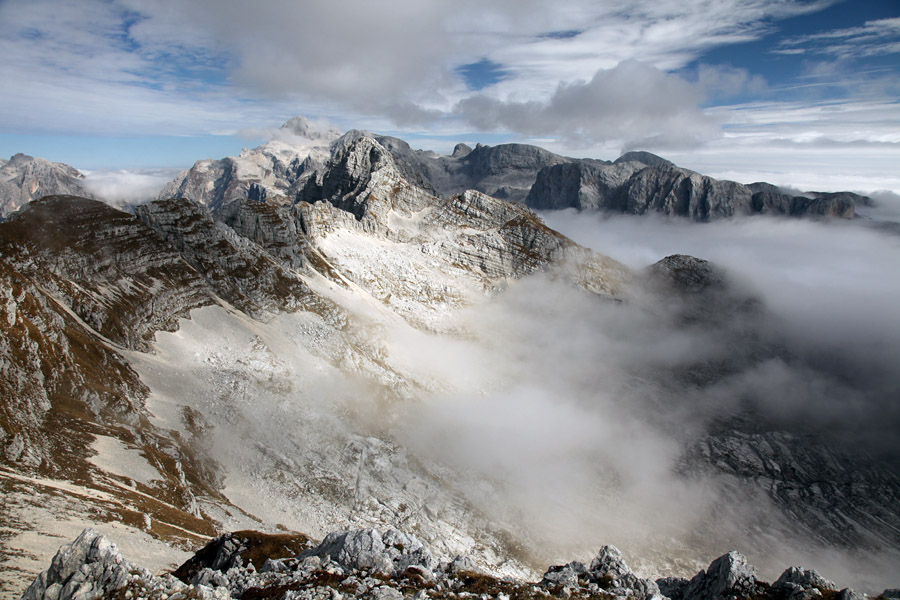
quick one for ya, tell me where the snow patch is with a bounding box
[89,435,162,487]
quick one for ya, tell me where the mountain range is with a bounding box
[1,118,897,599]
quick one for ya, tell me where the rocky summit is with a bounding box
[1,122,898,598]
[0,153,94,219]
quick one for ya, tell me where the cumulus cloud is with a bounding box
[0,0,838,145]
[455,60,721,149]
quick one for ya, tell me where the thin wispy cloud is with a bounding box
[774,17,900,58]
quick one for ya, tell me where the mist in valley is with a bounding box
[136,207,900,591]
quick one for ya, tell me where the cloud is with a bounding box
[775,16,900,59]
[80,167,181,206]
[0,0,835,139]
[454,60,721,149]
[539,210,900,457]
[694,64,769,100]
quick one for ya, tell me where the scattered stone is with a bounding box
[775,567,836,592]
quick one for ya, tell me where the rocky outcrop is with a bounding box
[21,529,213,600]
[682,551,758,600]
[614,151,676,168]
[647,254,726,294]
[173,530,314,583]
[298,529,435,576]
[23,528,882,600]
[747,183,860,218]
[525,160,639,210]
[1,195,213,350]
[0,153,93,218]
[21,529,153,600]
[772,567,837,597]
[135,197,315,317]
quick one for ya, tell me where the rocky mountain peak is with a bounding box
[9,152,36,167]
[452,142,473,158]
[615,150,675,168]
[280,116,343,143]
[1,153,92,218]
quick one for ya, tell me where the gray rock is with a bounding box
[614,151,675,168]
[838,589,867,600]
[300,529,434,577]
[542,561,589,589]
[20,528,152,600]
[682,551,757,600]
[0,153,93,218]
[647,254,724,294]
[589,545,661,598]
[370,586,404,600]
[881,589,900,599]
[657,577,690,600]
[445,555,478,576]
[136,196,314,318]
[775,566,836,591]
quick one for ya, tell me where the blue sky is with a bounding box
[0,0,897,194]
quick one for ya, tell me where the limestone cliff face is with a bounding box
[0,196,212,351]
[0,154,93,218]
[527,160,865,220]
[135,197,315,318]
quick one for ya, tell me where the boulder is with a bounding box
[299,528,434,576]
[20,528,152,600]
[682,551,757,600]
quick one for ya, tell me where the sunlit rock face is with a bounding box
[0,153,94,218]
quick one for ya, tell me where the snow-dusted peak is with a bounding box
[280,115,343,144]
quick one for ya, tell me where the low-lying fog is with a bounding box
[139,206,900,592]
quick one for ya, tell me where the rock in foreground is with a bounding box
[21,528,891,600]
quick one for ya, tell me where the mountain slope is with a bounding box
[0,134,629,595]
[2,131,898,597]
[0,154,93,219]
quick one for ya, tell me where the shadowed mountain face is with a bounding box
[2,132,897,597]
